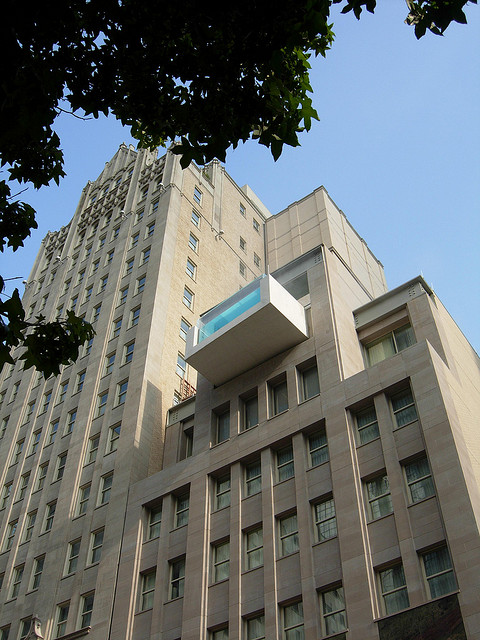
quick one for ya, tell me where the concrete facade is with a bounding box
[0,149,479,640]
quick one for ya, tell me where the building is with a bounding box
[0,146,479,640]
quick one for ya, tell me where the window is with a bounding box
[97,235,106,251]
[366,474,393,520]
[298,364,320,401]
[70,295,79,311]
[98,472,113,505]
[106,249,114,265]
[321,587,347,635]
[119,286,129,305]
[277,446,294,481]
[140,570,156,611]
[31,555,45,590]
[4,520,17,551]
[147,505,162,540]
[308,430,329,466]
[241,393,258,431]
[170,558,185,599]
[245,461,261,496]
[151,199,159,214]
[141,247,150,265]
[80,592,95,628]
[193,186,202,204]
[92,304,102,322]
[75,371,86,394]
[188,233,198,252]
[89,529,104,564]
[56,452,67,480]
[279,513,299,556]
[77,484,91,516]
[12,439,24,464]
[105,209,113,224]
[105,353,116,375]
[282,602,304,640]
[116,380,128,405]
[87,435,100,463]
[211,629,228,640]
[404,457,435,503]
[84,336,94,356]
[112,226,120,241]
[146,221,155,237]
[97,391,108,417]
[99,275,108,293]
[112,318,122,338]
[240,202,246,217]
[141,185,149,199]
[191,209,200,227]
[17,472,30,501]
[40,294,49,310]
[55,602,70,637]
[253,218,260,232]
[135,209,144,224]
[254,253,261,268]
[355,405,379,444]
[1,482,12,509]
[245,527,263,570]
[240,236,246,251]
[246,615,265,640]
[125,258,134,277]
[63,279,71,295]
[23,511,37,542]
[24,400,36,423]
[0,626,10,640]
[214,408,230,444]
[421,546,457,598]
[18,619,31,640]
[136,275,146,294]
[36,463,48,491]
[365,324,415,366]
[48,419,59,444]
[10,565,24,598]
[269,377,288,416]
[84,285,93,303]
[314,497,337,541]
[131,232,139,248]
[84,245,92,261]
[186,258,196,280]
[130,306,141,327]
[378,564,409,614]
[107,424,121,453]
[10,381,20,402]
[91,258,100,275]
[391,388,418,428]
[239,261,246,278]
[44,502,56,531]
[0,416,8,439]
[183,287,194,309]
[175,493,189,527]
[213,540,230,582]
[215,474,231,510]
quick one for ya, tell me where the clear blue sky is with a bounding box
[2,2,479,352]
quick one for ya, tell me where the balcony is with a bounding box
[185,275,308,385]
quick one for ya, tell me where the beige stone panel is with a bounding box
[272,478,297,516]
[240,567,265,611]
[275,553,302,602]
[312,538,343,587]
[162,598,183,636]
[356,438,385,478]
[207,581,229,619]
[407,498,445,549]
[368,515,400,562]
[392,422,424,461]
[132,610,153,640]
[240,494,263,531]
[305,463,332,502]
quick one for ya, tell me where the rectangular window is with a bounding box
[23,511,37,542]
[44,501,56,532]
[55,602,70,638]
[130,306,140,327]
[242,529,262,572]
[31,555,45,590]
[147,505,162,540]
[391,388,418,428]
[253,218,260,232]
[211,629,228,640]
[279,513,299,556]
[140,570,156,611]
[245,461,261,496]
[125,258,134,276]
[63,279,71,295]
[240,236,246,251]
[97,391,108,416]
[321,587,347,635]
[314,497,337,541]
[107,424,121,452]
[298,364,320,401]
[421,546,457,598]
[99,275,108,293]
[131,232,139,248]
[246,615,265,640]
[105,352,115,375]
[141,247,151,265]
[356,405,380,444]
[191,209,200,226]
[89,529,104,564]
[112,226,120,241]
[283,602,304,640]
[75,371,86,394]
[135,209,144,224]
[55,452,67,480]
[215,474,231,510]
[42,391,52,413]
[4,520,17,551]
[308,430,328,466]
[365,324,415,366]
[24,401,36,423]
[1,482,12,509]
[84,336,94,356]
[179,319,191,343]
[13,439,24,464]
[10,565,24,598]
[213,540,230,582]
[48,419,59,444]
[91,259,100,275]
[136,275,146,294]
[10,381,20,402]
[253,253,261,268]
[241,393,258,431]
[193,186,202,204]
[186,258,196,280]
[17,472,30,501]
[19,619,32,640]
[170,558,185,599]
[112,318,122,339]
[146,222,155,237]
[65,409,76,436]
[92,304,102,322]
[84,285,93,303]
[366,474,393,520]
[239,261,246,278]
[87,435,100,464]
[240,203,246,216]
[35,463,48,491]
[175,493,189,527]
[0,416,8,439]
[0,626,10,640]
[183,287,194,309]
[404,457,435,503]
[269,377,288,417]
[84,245,92,261]
[214,409,230,444]
[80,592,95,628]
[116,380,128,405]
[151,199,159,214]
[188,233,198,252]
[379,564,410,614]
[70,295,78,311]
[277,445,294,481]
[119,286,129,305]
[77,484,91,516]
[99,472,113,505]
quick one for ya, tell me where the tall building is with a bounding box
[0,146,479,640]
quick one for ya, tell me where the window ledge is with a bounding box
[356,436,381,449]
[407,495,436,508]
[298,392,320,405]
[367,512,394,525]
[268,409,289,421]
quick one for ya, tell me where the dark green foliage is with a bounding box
[0,0,475,374]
